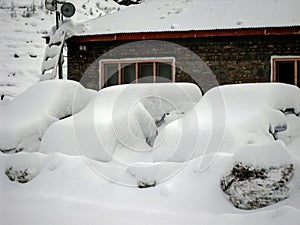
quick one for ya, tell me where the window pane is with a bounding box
[139,63,154,83]
[276,61,295,85]
[156,63,172,82]
[121,64,136,84]
[104,64,118,87]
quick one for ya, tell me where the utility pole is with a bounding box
[56,10,63,79]
[45,0,75,80]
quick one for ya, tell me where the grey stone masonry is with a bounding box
[66,35,300,92]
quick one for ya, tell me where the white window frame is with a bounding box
[99,57,175,89]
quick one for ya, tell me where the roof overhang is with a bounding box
[67,26,300,43]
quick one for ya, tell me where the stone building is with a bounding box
[66,0,300,92]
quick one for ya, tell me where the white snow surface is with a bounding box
[40,83,201,162]
[76,0,300,36]
[0,80,96,152]
[232,140,294,168]
[1,82,300,224]
[152,83,300,165]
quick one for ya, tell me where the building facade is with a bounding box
[67,27,300,92]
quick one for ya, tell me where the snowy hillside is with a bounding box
[0,0,121,102]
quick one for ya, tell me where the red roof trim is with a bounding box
[69,27,300,43]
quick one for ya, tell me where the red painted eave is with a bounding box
[68,27,300,43]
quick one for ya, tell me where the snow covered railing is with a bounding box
[40,29,66,81]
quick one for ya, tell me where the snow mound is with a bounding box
[38,82,300,166]
[153,83,300,165]
[40,83,202,162]
[0,80,96,153]
[207,83,300,129]
[232,140,294,168]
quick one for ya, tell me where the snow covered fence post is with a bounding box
[71,40,226,186]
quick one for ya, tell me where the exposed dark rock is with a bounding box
[29,54,37,58]
[0,147,23,154]
[280,108,300,116]
[59,114,72,120]
[221,162,294,210]
[114,0,142,6]
[138,180,156,189]
[5,166,32,183]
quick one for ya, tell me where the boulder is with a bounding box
[221,162,294,210]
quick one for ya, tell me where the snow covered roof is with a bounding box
[75,0,300,37]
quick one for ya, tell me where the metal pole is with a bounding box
[55,10,59,29]
[56,11,63,79]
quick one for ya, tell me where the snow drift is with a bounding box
[40,83,202,162]
[0,80,96,153]
[153,83,300,164]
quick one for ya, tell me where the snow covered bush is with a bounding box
[0,80,96,153]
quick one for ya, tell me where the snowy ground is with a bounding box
[1,81,300,225]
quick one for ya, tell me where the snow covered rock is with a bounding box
[0,80,96,153]
[5,166,32,183]
[221,141,295,210]
[221,163,294,210]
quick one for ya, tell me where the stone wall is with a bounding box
[66,34,300,92]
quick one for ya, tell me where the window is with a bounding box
[100,58,175,88]
[272,57,300,87]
